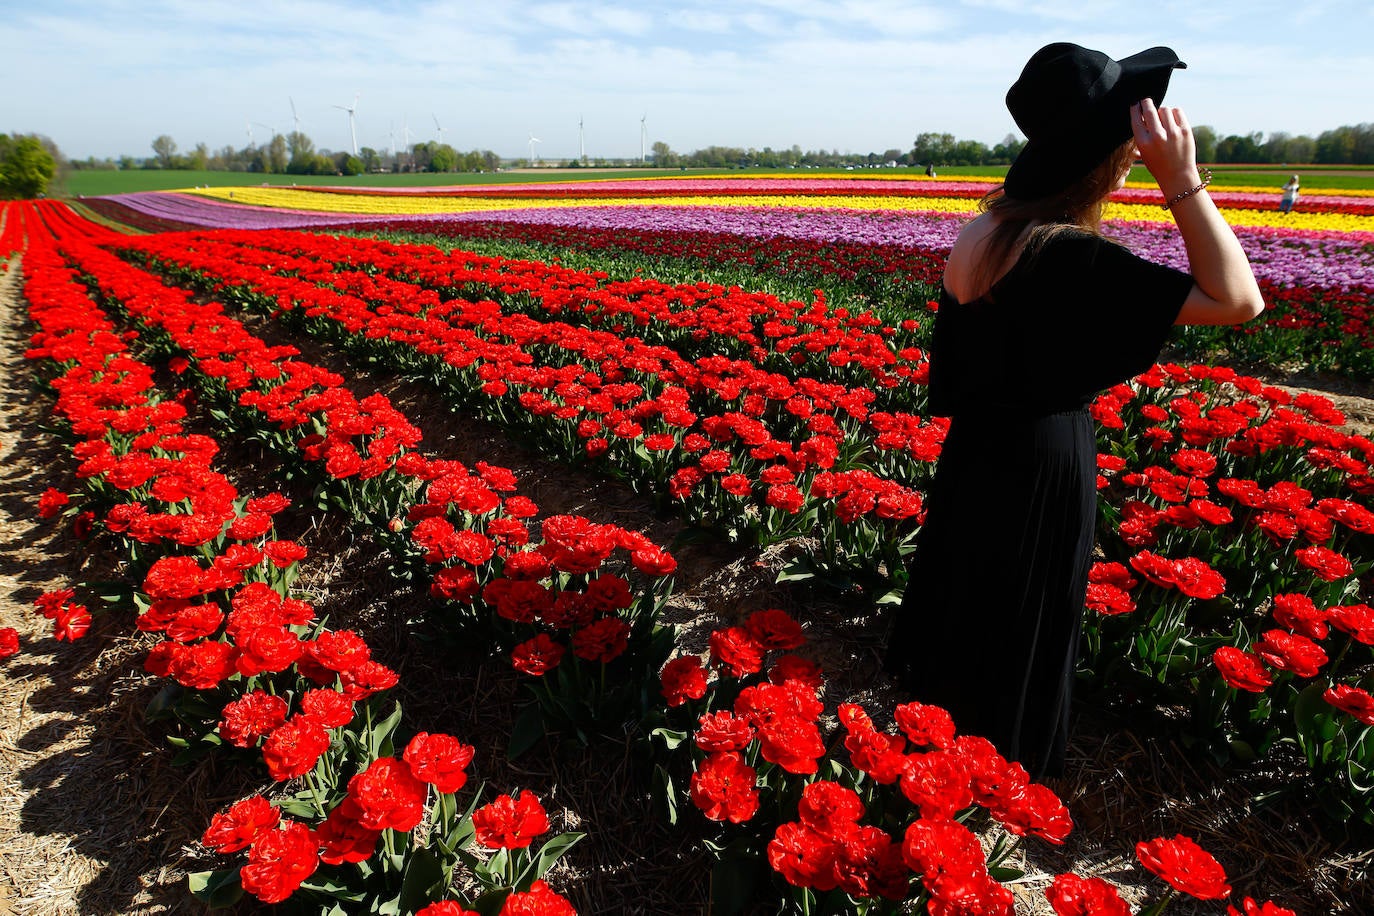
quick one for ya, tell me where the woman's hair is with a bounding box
[971,140,1137,297]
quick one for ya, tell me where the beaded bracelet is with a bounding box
[1162,168,1213,209]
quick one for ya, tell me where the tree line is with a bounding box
[603,123,1374,171]
[1193,124,1374,165]
[898,125,1374,168]
[888,125,1374,168]
[5,121,1374,200]
[133,133,501,177]
[65,122,1374,177]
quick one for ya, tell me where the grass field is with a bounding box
[948,163,1374,190]
[1135,164,1374,190]
[57,163,1374,198]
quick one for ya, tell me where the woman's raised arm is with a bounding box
[1131,98,1265,326]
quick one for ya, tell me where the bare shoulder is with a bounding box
[943,215,997,302]
[950,213,997,255]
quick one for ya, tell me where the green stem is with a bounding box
[1140,887,1178,916]
[439,790,454,838]
[1327,634,1354,673]
[305,768,328,818]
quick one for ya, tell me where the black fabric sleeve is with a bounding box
[1046,234,1194,393]
[1082,236,1192,373]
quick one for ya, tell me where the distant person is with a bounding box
[925,163,938,178]
[1279,174,1300,213]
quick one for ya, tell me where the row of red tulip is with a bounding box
[111,224,1374,823]
[13,199,581,913]
[4,198,1311,912]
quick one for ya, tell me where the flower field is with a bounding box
[4,172,1373,914]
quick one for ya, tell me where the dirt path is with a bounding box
[0,259,233,916]
[0,255,107,914]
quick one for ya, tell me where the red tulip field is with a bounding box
[2,174,1372,915]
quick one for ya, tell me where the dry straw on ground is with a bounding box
[1,254,1370,914]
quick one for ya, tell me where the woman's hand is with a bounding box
[1131,97,1200,199]
[1130,99,1264,326]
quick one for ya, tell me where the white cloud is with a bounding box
[664,10,735,33]
[6,0,1372,160]
[961,0,1116,22]
[527,3,653,37]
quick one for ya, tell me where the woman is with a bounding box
[883,43,1264,778]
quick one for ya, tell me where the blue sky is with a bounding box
[7,0,1372,162]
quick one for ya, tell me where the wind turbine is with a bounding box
[333,93,360,155]
[254,122,277,140]
[246,119,255,148]
[289,97,302,135]
[528,133,541,166]
[433,113,447,145]
[579,115,585,164]
[640,113,648,164]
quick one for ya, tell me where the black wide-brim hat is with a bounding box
[1003,43,1186,200]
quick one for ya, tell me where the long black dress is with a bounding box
[884,229,1193,778]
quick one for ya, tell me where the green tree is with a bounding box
[1192,125,1218,163]
[151,134,177,168]
[911,132,956,168]
[0,134,58,198]
[1357,123,1374,165]
[430,144,457,172]
[1285,134,1316,164]
[71,155,116,171]
[207,146,233,170]
[459,150,498,172]
[287,132,318,174]
[1215,132,1264,163]
[409,141,434,172]
[287,130,313,159]
[339,153,365,176]
[651,140,677,167]
[989,134,1024,164]
[1257,131,1314,165]
[266,134,289,173]
[1316,126,1355,164]
[1314,124,1374,164]
[950,139,991,165]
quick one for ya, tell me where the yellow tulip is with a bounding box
[181,184,1374,234]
